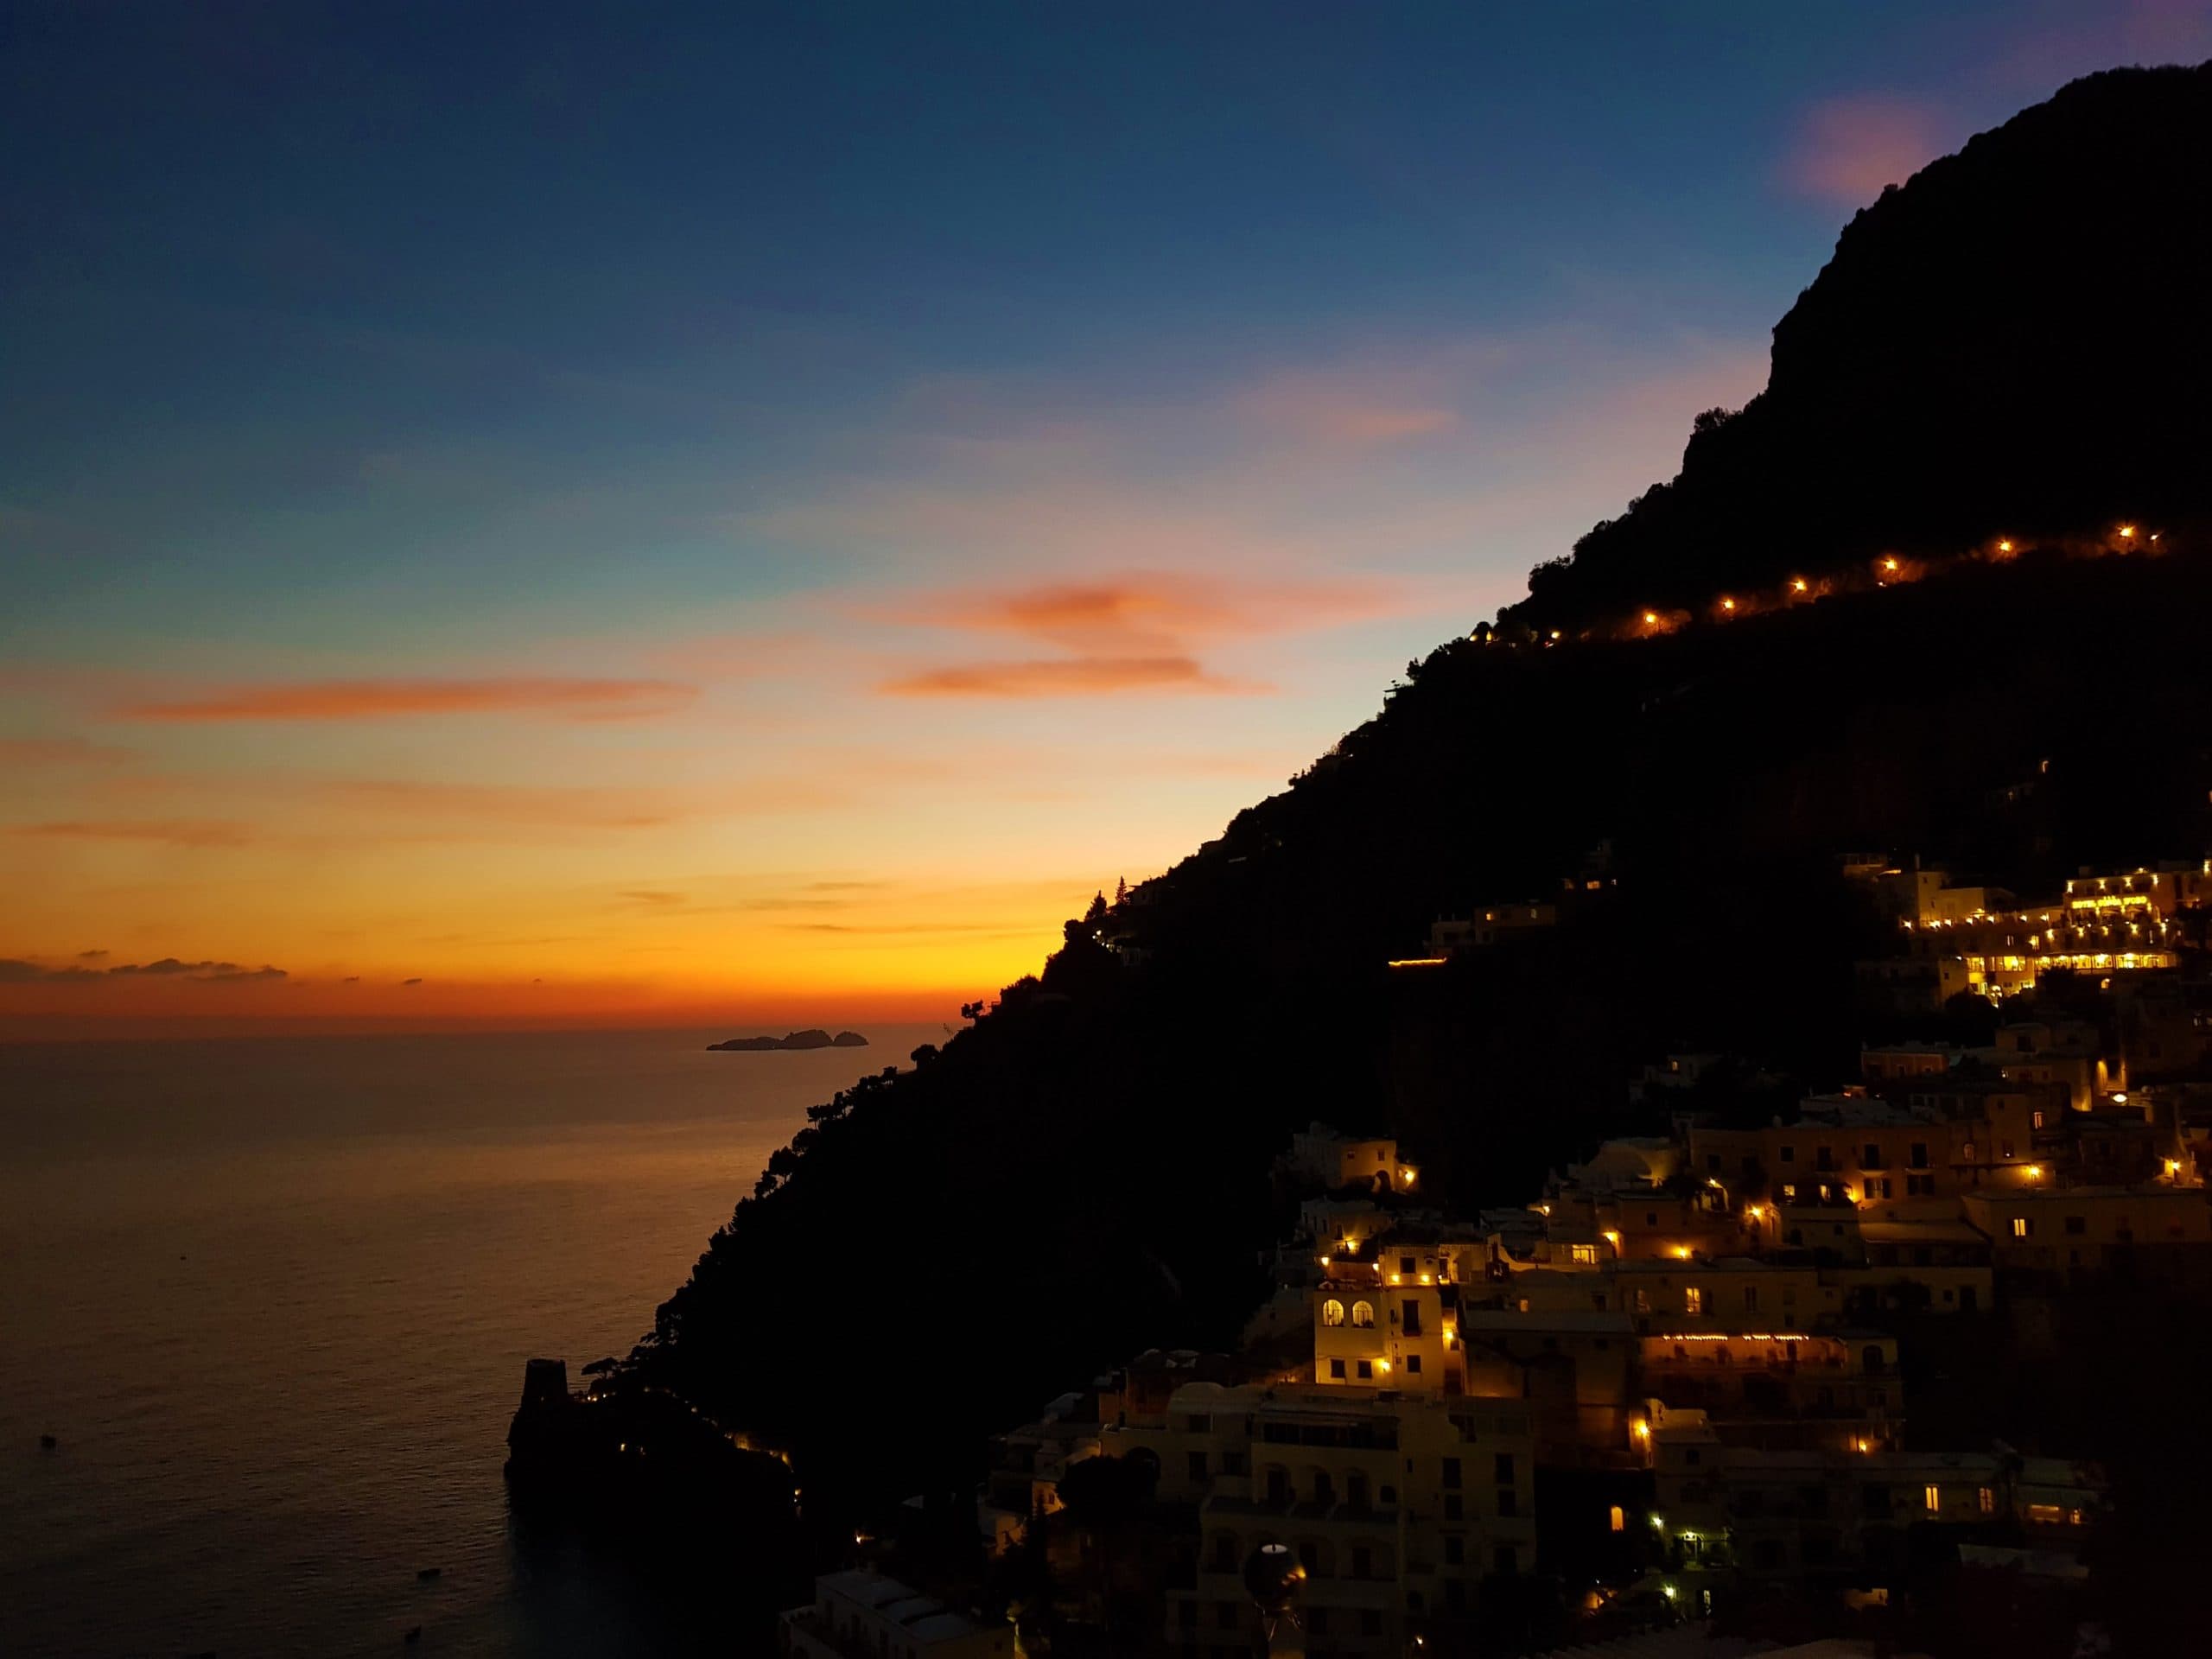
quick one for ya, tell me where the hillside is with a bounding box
[1512,60,2212,634]
[613,65,2212,1540]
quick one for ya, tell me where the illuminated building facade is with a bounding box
[1115,1383,1537,1658]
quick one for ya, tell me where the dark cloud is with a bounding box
[78,949,110,961]
[402,976,423,986]
[0,954,287,984]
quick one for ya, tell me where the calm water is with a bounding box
[0,1025,939,1658]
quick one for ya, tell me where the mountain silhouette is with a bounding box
[1515,61,2212,632]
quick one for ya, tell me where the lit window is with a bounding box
[1977,1487,1994,1515]
[1322,1300,1344,1328]
[2012,1217,2031,1239]
[1351,1300,1375,1329]
[1609,1504,1625,1533]
[1684,1287,1704,1315]
[1924,1484,1941,1514]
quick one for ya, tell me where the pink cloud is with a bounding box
[111,677,697,723]
[1234,372,1458,448]
[876,572,1392,697]
[882,655,1261,698]
[1783,94,1948,204]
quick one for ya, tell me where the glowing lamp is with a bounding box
[1882,556,1900,572]
[1375,1357,1392,1374]
[1997,539,2012,553]
[1790,577,1808,593]
[1642,611,1659,626]
[1720,596,1736,612]
[2025,1165,2044,1179]
[2119,524,2136,539]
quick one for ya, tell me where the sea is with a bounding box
[0,1024,943,1658]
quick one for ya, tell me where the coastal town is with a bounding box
[780,858,2212,1658]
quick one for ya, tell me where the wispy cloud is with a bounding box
[877,571,1392,698]
[0,736,137,767]
[111,677,698,723]
[323,779,691,830]
[15,818,256,849]
[1232,371,1458,448]
[884,655,1255,698]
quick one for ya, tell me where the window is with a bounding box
[1406,1354,1422,1374]
[1188,1452,1208,1481]
[1684,1287,1705,1314]
[1494,1545,1517,1576]
[1330,1359,1345,1379]
[2064,1216,2086,1236]
[2012,1217,2031,1238]
[1402,1300,1422,1335]
[2032,1110,2045,1129]
[1444,1494,1462,1521]
[1494,1452,1516,1484]
[1963,1142,1977,1162]
[1815,1146,1834,1171]
[1569,1243,1599,1265]
[1743,1287,1759,1313]
[1497,1488,1518,1517]
[1592,1293,1609,1311]
[1357,1360,1373,1379]
[1978,1486,1995,1515]
[1923,1484,1941,1514]
[1609,1504,1625,1533]
[1441,1457,1462,1489]
[1351,1300,1375,1328]
[1400,1255,1416,1274]
[1321,1300,1344,1327]
[1910,1141,1929,1169]
[1444,1535,1463,1565]
[1781,1145,1796,1164]
[1350,1546,1371,1580]
[1862,1143,1885,1169]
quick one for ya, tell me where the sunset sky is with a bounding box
[5,2,2205,1034]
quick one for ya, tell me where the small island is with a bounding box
[707,1029,868,1052]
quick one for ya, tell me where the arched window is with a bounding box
[1322,1300,1345,1328]
[1351,1300,1376,1329]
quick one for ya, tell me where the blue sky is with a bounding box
[3,1,2206,1027]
